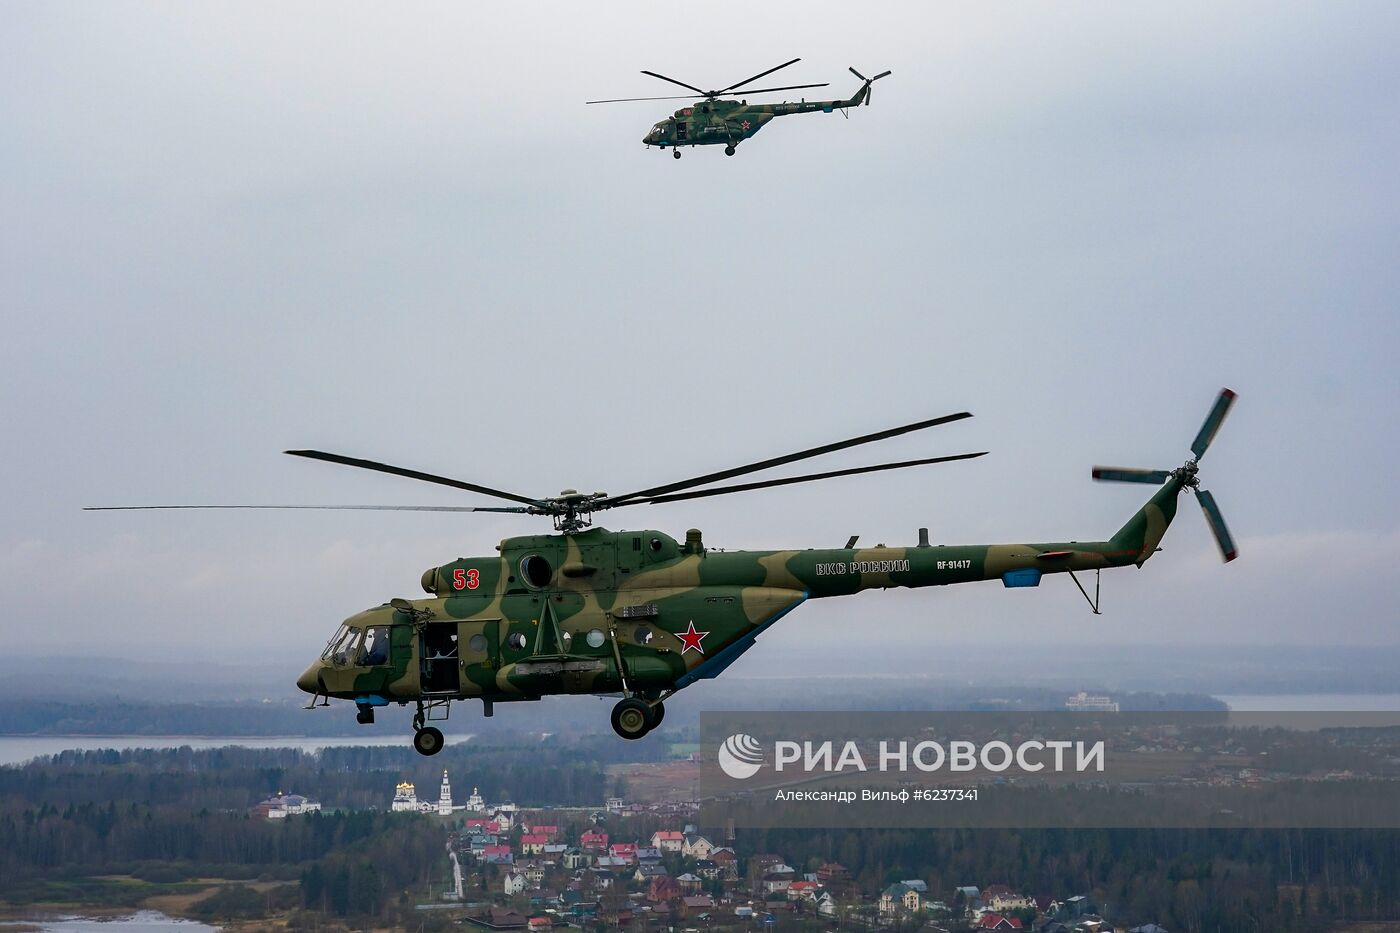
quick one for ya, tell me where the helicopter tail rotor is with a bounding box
[848,67,892,106]
[1092,388,1239,563]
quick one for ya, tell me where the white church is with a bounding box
[390,770,482,815]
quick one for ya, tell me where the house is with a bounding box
[762,872,794,895]
[520,834,548,855]
[526,823,559,838]
[608,842,637,862]
[542,843,567,861]
[563,847,591,870]
[786,880,819,901]
[975,914,1024,930]
[648,875,681,903]
[817,892,838,917]
[984,885,1032,912]
[901,880,929,894]
[580,829,608,851]
[634,864,668,883]
[695,859,721,880]
[1128,925,1169,933]
[680,895,715,917]
[503,872,527,896]
[817,862,850,885]
[881,883,921,915]
[956,886,983,910]
[652,830,685,852]
[521,862,545,885]
[681,833,716,859]
[484,845,514,866]
[1034,897,1063,916]
[476,907,528,929]
[635,846,663,862]
[709,847,739,878]
[675,872,702,894]
[525,918,552,933]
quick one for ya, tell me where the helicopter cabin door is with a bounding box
[456,619,499,695]
[419,621,460,694]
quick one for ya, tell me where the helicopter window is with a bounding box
[468,634,488,654]
[649,538,663,552]
[634,626,653,645]
[358,626,390,666]
[520,555,553,588]
[585,629,605,649]
[676,121,688,141]
[321,623,353,661]
[632,537,641,551]
[506,631,528,651]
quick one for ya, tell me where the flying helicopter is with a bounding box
[87,389,1237,754]
[587,58,891,157]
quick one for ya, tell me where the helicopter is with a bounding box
[88,389,1237,754]
[587,58,891,157]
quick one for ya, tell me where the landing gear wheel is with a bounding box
[611,698,651,740]
[413,726,445,756]
[672,149,682,159]
[645,702,665,729]
[355,705,375,725]
[724,145,735,156]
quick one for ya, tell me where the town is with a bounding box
[258,769,1166,932]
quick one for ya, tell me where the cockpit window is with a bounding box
[322,623,353,662]
[358,625,391,666]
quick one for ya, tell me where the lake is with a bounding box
[17,911,217,932]
[0,733,471,767]
[1217,693,1400,711]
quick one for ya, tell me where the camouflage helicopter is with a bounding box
[587,58,891,157]
[88,390,1237,754]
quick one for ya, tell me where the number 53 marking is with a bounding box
[452,568,481,590]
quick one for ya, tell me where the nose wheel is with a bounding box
[724,145,736,156]
[673,149,682,159]
[610,697,665,740]
[413,726,445,756]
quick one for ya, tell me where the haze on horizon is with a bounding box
[2,2,1398,674]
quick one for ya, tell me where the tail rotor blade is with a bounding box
[1195,488,1238,562]
[1190,388,1238,460]
[1091,466,1173,484]
[849,66,868,82]
[872,70,892,81]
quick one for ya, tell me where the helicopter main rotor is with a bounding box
[86,411,987,534]
[586,57,830,105]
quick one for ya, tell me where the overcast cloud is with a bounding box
[2,2,1398,669]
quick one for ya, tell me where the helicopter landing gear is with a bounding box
[646,701,665,729]
[355,703,375,725]
[610,698,652,740]
[724,145,736,156]
[673,149,682,159]
[413,726,445,756]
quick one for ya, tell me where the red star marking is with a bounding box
[740,120,751,130]
[677,621,709,655]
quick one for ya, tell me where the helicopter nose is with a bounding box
[296,663,322,695]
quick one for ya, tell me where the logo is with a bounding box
[678,620,709,655]
[717,733,766,779]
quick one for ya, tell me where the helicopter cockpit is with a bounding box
[644,121,670,145]
[319,621,390,669]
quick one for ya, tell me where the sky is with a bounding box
[2,2,1398,673]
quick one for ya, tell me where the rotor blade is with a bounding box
[640,70,708,96]
[1195,488,1238,562]
[83,504,531,513]
[284,450,544,507]
[601,411,973,506]
[1190,387,1238,461]
[849,67,868,82]
[871,70,892,81]
[616,452,989,506]
[721,58,801,93]
[586,94,706,104]
[1091,466,1173,484]
[720,82,829,96]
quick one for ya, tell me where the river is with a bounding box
[0,733,470,767]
